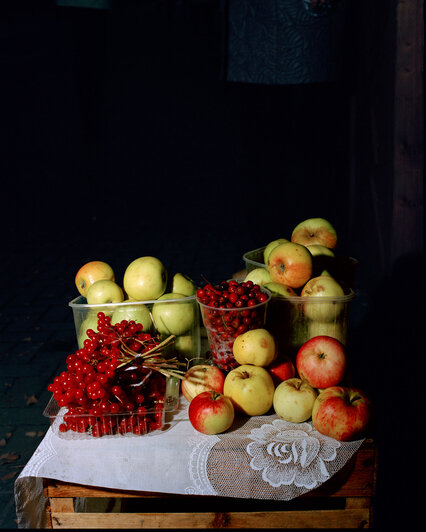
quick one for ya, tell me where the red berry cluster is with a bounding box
[47,312,167,437]
[196,280,270,372]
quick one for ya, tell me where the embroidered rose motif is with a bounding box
[246,419,340,489]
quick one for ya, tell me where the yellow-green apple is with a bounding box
[181,364,225,402]
[306,244,335,277]
[273,378,318,423]
[291,218,338,249]
[312,386,372,441]
[152,293,196,336]
[267,242,313,289]
[223,365,275,416]
[86,279,124,305]
[264,282,297,298]
[296,335,347,389]
[301,276,345,321]
[111,301,153,332]
[244,268,272,286]
[77,311,99,348]
[263,238,289,264]
[232,328,277,367]
[307,320,346,344]
[188,391,235,435]
[75,261,115,297]
[174,334,195,358]
[171,273,197,296]
[123,256,167,301]
[267,355,295,385]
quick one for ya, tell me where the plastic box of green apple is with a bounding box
[242,246,357,360]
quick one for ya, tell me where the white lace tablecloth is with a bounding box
[15,398,364,528]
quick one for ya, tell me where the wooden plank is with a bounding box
[50,497,74,513]
[49,509,370,529]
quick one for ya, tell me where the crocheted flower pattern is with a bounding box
[246,419,340,489]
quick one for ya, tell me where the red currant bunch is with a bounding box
[47,312,168,437]
[196,280,270,372]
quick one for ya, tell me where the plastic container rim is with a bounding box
[69,294,197,309]
[243,246,359,268]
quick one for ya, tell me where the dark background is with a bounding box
[0,0,424,528]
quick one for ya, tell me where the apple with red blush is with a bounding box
[312,386,372,441]
[188,391,235,435]
[296,335,347,389]
[267,356,295,385]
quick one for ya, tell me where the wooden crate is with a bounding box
[43,438,377,529]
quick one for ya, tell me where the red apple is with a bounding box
[296,335,346,389]
[267,356,295,385]
[267,242,313,289]
[181,364,225,402]
[312,386,372,441]
[188,391,235,435]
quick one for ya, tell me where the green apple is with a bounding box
[75,260,115,297]
[307,244,335,277]
[244,267,272,286]
[273,377,318,423]
[264,282,297,298]
[86,279,124,305]
[123,256,167,301]
[152,293,196,336]
[174,334,195,358]
[171,273,197,296]
[111,301,153,332]
[263,238,289,264]
[291,218,337,249]
[307,320,347,345]
[301,275,345,322]
[77,311,99,349]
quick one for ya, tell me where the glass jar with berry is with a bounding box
[196,280,271,372]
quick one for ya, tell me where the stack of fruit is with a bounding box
[47,255,200,438]
[183,330,372,442]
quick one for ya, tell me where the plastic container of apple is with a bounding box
[65,257,205,436]
[242,218,358,362]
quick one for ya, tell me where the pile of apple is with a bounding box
[74,256,199,358]
[183,330,372,442]
[182,217,372,442]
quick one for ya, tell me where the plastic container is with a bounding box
[197,287,271,372]
[265,289,354,362]
[43,371,180,439]
[69,294,202,362]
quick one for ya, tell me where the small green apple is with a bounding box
[111,301,153,332]
[77,311,99,349]
[152,293,196,336]
[263,238,289,264]
[123,256,167,301]
[86,279,124,305]
[171,273,197,296]
[244,268,272,286]
[264,282,297,298]
[174,334,195,358]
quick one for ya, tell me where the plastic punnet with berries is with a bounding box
[44,311,184,439]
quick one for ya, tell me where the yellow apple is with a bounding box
[263,238,289,264]
[123,256,167,301]
[171,273,197,296]
[291,218,337,249]
[232,328,277,367]
[75,261,115,297]
[301,276,345,321]
[273,377,318,423]
[86,279,124,305]
[223,365,275,416]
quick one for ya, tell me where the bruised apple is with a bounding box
[232,328,277,367]
[181,364,225,402]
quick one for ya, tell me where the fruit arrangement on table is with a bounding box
[45,217,372,443]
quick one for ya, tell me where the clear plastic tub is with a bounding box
[69,294,202,362]
[43,372,180,439]
[197,287,271,372]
